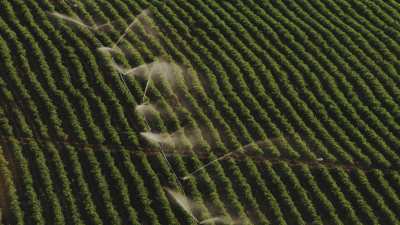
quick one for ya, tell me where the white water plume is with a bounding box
[165,188,193,214]
[109,61,132,96]
[110,62,152,101]
[135,103,156,130]
[116,59,181,80]
[181,152,233,181]
[109,60,150,98]
[110,59,183,103]
[48,11,116,32]
[140,128,184,148]
[140,126,202,150]
[181,126,205,147]
[199,216,231,224]
[165,188,232,225]
[149,59,182,87]
[165,188,199,223]
[141,60,161,102]
[142,59,184,102]
[97,46,123,55]
[48,11,91,29]
[111,61,132,74]
[140,131,173,146]
[182,140,269,180]
[141,131,187,194]
[93,20,116,31]
[124,64,151,79]
[113,9,151,47]
[135,103,157,116]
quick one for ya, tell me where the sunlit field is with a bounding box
[0,0,399,224]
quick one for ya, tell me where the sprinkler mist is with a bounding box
[140,132,172,146]
[140,61,160,103]
[123,64,151,78]
[135,103,157,117]
[136,60,189,195]
[107,58,144,97]
[102,34,173,180]
[102,10,189,200]
[181,152,233,181]
[135,103,158,130]
[165,188,198,223]
[97,47,123,55]
[140,131,187,195]
[165,188,232,224]
[141,59,182,102]
[182,140,267,180]
[199,216,232,224]
[47,11,115,31]
[47,11,91,29]
[95,8,156,99]
[90,7,243,221]
[142,77,152,103]
[134,61,207,200]
[50,7,241,224]
[112,9,151,48]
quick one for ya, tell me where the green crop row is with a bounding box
[0,0,399,224]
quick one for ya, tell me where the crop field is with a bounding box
[0,0,399,224]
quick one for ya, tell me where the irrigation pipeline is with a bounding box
[0,134,397,173]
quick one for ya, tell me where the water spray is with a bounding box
[138,62,188,196]
[165,188,199,223]
[48,11,115,32]
[141,130,187,196]
[165,188,231,225]
[113,9,150,48]
[47,11,92,29]
[199,216,231,224]
[97,47,123,55]
[182,152,233,180]
[141,61,159,103]
[182,141,266,180]
[93,21,115,31]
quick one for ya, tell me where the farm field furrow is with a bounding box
[0,0,399,225]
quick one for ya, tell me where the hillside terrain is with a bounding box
[0,0,399,224]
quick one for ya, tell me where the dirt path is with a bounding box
[0,134,397,173]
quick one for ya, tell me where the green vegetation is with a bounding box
[0,0,399,224]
